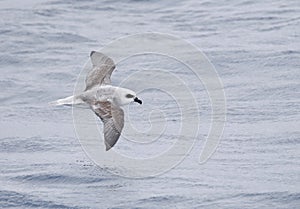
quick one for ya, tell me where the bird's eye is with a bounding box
[126,94,134,98]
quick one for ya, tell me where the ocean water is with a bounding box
[0,0,299,208]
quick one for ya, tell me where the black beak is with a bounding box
[90,51,96,57]
[134,97,142,105]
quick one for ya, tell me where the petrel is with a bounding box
[51,51,142,150]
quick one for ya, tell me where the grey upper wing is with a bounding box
[85,51,116,91]
[92,101,124,151]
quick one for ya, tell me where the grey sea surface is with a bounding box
[0,0,299,208]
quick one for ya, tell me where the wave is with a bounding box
[12,173,109,185]
[0,190,74,208]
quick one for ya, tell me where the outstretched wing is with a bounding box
[92,101,124,151]
[85,51,116,91]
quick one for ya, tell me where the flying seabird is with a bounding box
[51,51,142,150]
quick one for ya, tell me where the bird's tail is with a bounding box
[49,95,83,106]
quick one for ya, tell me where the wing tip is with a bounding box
[105,144,112,151]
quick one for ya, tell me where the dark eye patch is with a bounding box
[126,94,134,98]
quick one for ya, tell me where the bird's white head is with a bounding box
[112,87,142,106]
